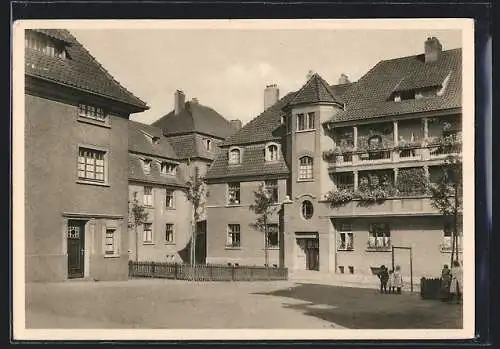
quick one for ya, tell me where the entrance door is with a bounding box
[67,220,85,278]
[305,239,319,271]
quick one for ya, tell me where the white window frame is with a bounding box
[226,224,241,248]
[78,103,107,122]
[337,224,354,251]
[161,162,177,176]
[165,189,175,209]
[143,222,153,244]
[77,146,107,184]
[165,223,175,244]
[301,200,314,220]
[296,112,315,131]
[368,223,391,250]
[228,147,242,165]
[143,186,153,207]
[143,158,152,174]
[298,156,313,180]
[264,179,279,203]
[205,139,212,151]
[104,228,120,257]
[227,182,241,205]
[265,143,280,162]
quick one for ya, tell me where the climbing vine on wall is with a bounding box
[396,167,429,196]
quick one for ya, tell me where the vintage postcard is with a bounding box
[12,19,475,340]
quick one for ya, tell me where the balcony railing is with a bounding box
[366,237,391,251]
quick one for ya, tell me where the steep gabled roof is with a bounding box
[287,73,343,106]
[164,133,223,161]
[331,48,461,123]
[128,154,187,188]
[152,101,238,139]
[25,29,148,111]
[128,120,179,160]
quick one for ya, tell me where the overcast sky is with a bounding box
[71,28,461,125]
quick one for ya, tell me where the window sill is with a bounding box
[77,116,111,128]
[440,248,463,253]
[226,204,242,208]
[143,242,154,246]
[365,248,392,252]
[76,180,110,187]
[225,246,241,250]
[265,247,280,250]
[164,241,176,245]
[104,254,120,258]
[297,179,315,183]
[296,129,316,134]
[337,248,354,252]
[165,207,176,211]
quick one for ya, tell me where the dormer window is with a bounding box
[25,31,66,59]
[265,143,279,162]
[143,159,152,174]
[161,162,177,176]
[228,148,242,165]
[141,131,160,144]
[78,104,106,121]
[205,139,212,151]
[394,94,401,102]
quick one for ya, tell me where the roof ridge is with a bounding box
[379,47,462,63]
[68,30,148,109]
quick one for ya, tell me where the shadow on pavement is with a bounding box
[254,283,463,329]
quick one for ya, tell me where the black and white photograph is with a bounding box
[12,19,475,340]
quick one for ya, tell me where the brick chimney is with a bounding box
[174,90,185,115]
[338,73,350,85]
[191,97,199,104]
[230,119,242,131]
[306,70,315,80]
[424,37,442,63]
[264,84,280,110]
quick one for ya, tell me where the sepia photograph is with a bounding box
[12,19,474,341]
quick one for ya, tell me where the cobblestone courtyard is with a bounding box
[25,279,462,329]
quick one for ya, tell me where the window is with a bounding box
[265,180,279,203]
[299,156,313,180]
[78,104,106,121]
[143,223,153,243]
[442,222,453,250]
[143,186,153,206]
[301,200,314,220]
[266,144,279,162]
[266,224,279,249]
[368,223,391,249]
[78,148,105,182]
[297,113,315,131]
[336,173,354,191]
[143,159,152,174]
[205,139,212,151]
[228,182,240,205]
[165,189,175,209]
[229,148,241,165]
[165,224,175,243]
[161,162,177,176]
[104,229,118,256]
[226,224,241,248]
[25,30,66,59]
[337,224,354,251]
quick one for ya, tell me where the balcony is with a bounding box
[366,237,391,252]
[322,197,440,217]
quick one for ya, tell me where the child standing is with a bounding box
[393,265,403,294]
[387,269,395,293]
[378,265,389,294]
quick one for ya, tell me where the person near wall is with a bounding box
[378,265,389,294]
[387,269,394,293]
[449,260,463,304]
[393,265,403,294]
[440,264,452,301]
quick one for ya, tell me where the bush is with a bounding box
[325,189,354,207]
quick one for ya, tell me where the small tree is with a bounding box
[428,125,463,266]
[128,193,149,263]
[185,167,208,268]
[249,182,279,267]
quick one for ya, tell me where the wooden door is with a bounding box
[67,220,85,278]
[305,239,320,271]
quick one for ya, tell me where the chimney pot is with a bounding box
[174,90,186,115]
[424,37,442,63]
[264,84,280,111]
[338,73,350,85]
[191,97,199,104]
[306,70,315,80]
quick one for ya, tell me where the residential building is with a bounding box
[128,120,193,263]
[205,37,462,279]
[152,90,241,263]
[25,29,148,281]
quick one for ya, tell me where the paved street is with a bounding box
[26,279,462,329]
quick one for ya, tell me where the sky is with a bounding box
[70,27,462,126]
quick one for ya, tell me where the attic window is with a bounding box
[161,162,177,176]
[25,31,67,59]
[141,131,160,144]
[228,148,242,165]
[78,104,106,121]
[205,139,212,151]
[143,159,152,174]
[265,143,279,162]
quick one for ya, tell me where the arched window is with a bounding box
[298,156,313,179]
[266,144,279,162]
[228,148,241,165]
[301,200,314,220]
[205,139,212,151]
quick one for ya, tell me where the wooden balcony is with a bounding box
[322,197,440,217]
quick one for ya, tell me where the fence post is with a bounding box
[151,262,156,277]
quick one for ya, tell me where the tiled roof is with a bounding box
[287,73,343,106]
[25,29,148,111]
[163,133,223,161]
[128,120,178,160]
[221,92,297,147]
[128,154,187,187]
[331,48,461,123]
[152,101,238,139]
[205,143,289,180]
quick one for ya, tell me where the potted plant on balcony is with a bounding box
[325,188,355,207]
